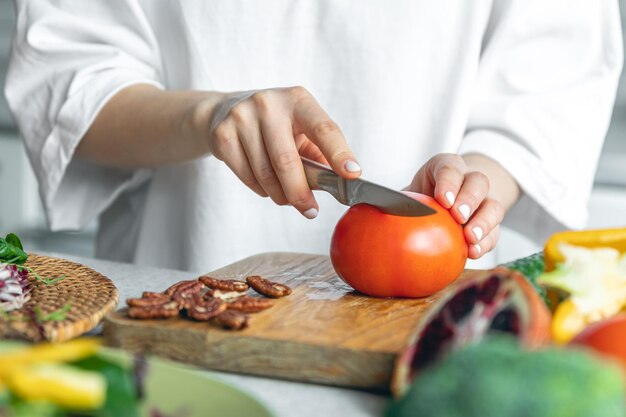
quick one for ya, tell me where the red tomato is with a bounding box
[571,314,626,373]
[330,192,467,298]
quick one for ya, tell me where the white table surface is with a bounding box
[43,252,388,417]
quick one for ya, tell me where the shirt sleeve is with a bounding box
[4,0,164,230]
[458,0,623,244]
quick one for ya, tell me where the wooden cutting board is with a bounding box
[104,252,477,392]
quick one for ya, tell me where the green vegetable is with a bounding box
[29,272,66,286]
[0,390,63,417]
[504,251,544,281]
[0,232,65,285]
[5,233,24,252]
[386,336,626,417]
[0,233,28,265]
[503,252,548,304]
[4,400,63,417]
[0,386,10,409]
[34,302,72,323]
[73,356,141,417]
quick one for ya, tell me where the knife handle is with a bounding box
[301,157,331,190]
[301,157,348,204]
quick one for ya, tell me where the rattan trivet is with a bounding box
[0,254,119,342]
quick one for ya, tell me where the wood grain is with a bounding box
[104,252,473,391]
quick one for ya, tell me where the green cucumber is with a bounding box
[502,252,548,305]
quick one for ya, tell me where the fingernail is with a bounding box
[303,208,318,219]
[344,160,361,173]
[458,204,470,221]
[472,226,483,241]
[445,191,455,206]
[474,244,482,255]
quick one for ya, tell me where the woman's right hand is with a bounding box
[195,87,361,219]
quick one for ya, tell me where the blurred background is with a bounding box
[0,0,625,263]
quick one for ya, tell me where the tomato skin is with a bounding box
[571,314,626,373]
[330,192,467,298]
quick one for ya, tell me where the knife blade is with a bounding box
[301,157,436,217]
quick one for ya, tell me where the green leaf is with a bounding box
[34,302,72,323]
[15,264,66,286]
[6,400,64,417]
[0,233,63,284]
[1,389,64,417]
[0,235,28,265]
[31,271,66,286]
[0,386,10,409]
[5,233,24,251]
[72,356,141,417]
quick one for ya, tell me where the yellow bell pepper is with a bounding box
[544,227,626,272]
[551,299,587,344]
[0,337,101,379]
[541,227,626,344]
[7,363,106,410]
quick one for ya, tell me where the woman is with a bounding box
[5,1,622,272]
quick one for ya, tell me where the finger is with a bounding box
[233,106,289,206]
[468,225,500,259]
[463,198,505,245]
[261,116,319,218]
[430,154,467,209]
[211,119,267,197]
[451,171,490,224]
[291,90,360,178]
[295,133,329,165]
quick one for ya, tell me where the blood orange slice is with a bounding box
[391,267,551,397]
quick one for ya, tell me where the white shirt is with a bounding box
[5,0,623,272]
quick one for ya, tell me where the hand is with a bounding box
[406,154,507,259]
[203,87,361,218]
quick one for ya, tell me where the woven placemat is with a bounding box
[0,254,119,342]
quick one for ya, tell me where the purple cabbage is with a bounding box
[0,262,31,312]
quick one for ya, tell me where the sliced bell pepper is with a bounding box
[0,337,101,379]
[540,228,626,343]
[7,363,106,410]
[544,227,626,272]
[551,299,587,344]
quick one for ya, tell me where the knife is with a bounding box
[301,157,436,217]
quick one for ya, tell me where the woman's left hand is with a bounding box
[406,153,513,259]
